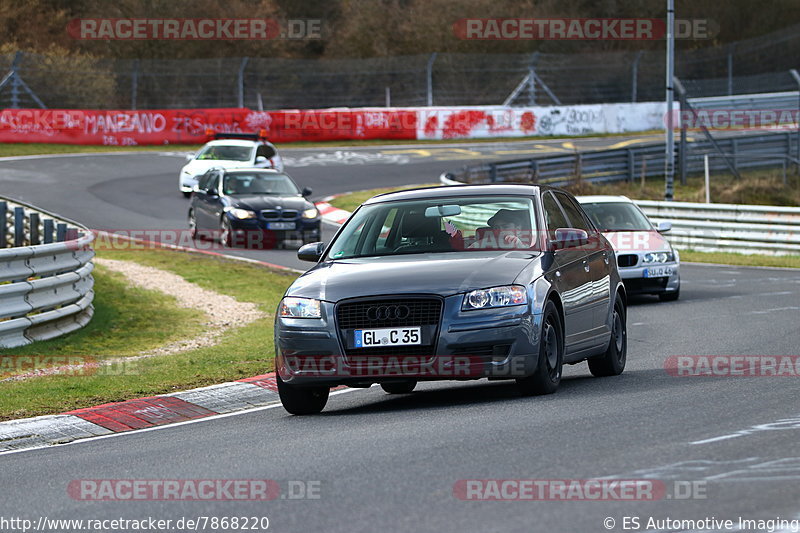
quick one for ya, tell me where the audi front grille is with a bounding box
[335,297,443,357]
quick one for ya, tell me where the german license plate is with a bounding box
[644,266,673,278]
[354,327,422,348]
[267,222,295,230]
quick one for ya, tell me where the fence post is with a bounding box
[43,218,54,244]
[0,201,6,248]
[627,149,635,182]
[727,44,735,96]
[631,51,642,103]
[13,207,24,247]
[489,164,498,183]
[10,51,22,109]
[238,57,249,108]
[527,52,540,106]
[790,69,800,173]
[29,213,40,246]
[731,138,738,174]
[529,160,539,183]
[425,53,437,106]
[131,59,139,110]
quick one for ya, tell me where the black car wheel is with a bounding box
[588,294,627,377]
[188,210,198,239]
[277,375,329,415]
[516,300,563,396]
[220,218,233,247]
[182,191,191,198]
[380,381,417,394]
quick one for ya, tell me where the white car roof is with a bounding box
[202,139,261,148]
[575,195,632,204]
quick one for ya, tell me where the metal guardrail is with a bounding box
[440,130,800,186]
[689,91,800,112]
[0,197,95,348]
[637,201,800,256]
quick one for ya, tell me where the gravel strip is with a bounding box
[96,258,266,358]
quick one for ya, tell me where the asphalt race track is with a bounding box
[1,137,800,532]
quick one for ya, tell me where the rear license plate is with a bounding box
[354,327,422,348]
[644,266,673,278]
[267,222,295,230]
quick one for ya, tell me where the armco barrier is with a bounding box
[636,201,800,256]
[440,165,800,256]
[0,197,94,348]
[441,131,800,186]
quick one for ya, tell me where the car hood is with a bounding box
[182,159,252,175]
[288,251,541,302]
[230,195,308,211]
[601,230,672,253]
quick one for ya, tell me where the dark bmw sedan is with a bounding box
[275,184,627,414]
[188,168,321,247]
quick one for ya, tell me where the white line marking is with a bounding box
[0,387,362,457]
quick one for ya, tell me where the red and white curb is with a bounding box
[0,373,282,453]
[315,194,352,226]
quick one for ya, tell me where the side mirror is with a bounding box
[551,228,589,250]
[255,155,268,165]
[185,153,194,161]
[207,187,218,197]
[302,187,313,197]
[298,242,325,262]
[657,221,672,233]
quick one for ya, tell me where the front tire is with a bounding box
[516,300,563,396]
[220,218,233,247]
[277,375,329,415]
[182,191,191,198]
[188,210,199,239]
[588,294,627,377]
[380,381,417,394]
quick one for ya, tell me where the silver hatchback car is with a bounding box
[577,195,680,301]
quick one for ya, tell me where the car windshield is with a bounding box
[326,196,539,260]
[580,202,653,231]
[196,144,253,162]
[222,173,300,195]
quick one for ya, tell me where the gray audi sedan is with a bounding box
[275,184,627,414]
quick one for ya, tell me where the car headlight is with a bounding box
[462,285,527,311]
[642,251,674,264]
[279,297,322,318]
[224,207,256,220]
[302,207,319,219]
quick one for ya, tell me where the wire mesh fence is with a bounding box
[2,23,800,109]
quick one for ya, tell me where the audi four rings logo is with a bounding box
[367,305,411,321]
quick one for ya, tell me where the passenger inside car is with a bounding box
[468,209,531,249]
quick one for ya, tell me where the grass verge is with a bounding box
[681,250,800,269]
[0,247,296,420]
